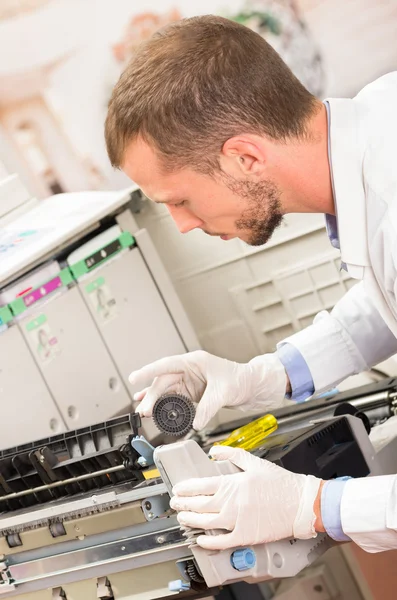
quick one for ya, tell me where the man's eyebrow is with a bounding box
[154,197,185,204]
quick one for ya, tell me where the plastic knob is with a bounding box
[168,579,191,592]
[231,548,256,571]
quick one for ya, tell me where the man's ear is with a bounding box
[220,135,267,177]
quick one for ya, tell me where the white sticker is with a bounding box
[29,319,60,364]
[87,277,117,323]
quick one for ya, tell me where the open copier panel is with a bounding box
[0,411,379,600]
[0,178,199,450]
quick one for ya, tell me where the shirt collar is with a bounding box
[323,97,370,276]
[324,102,339,249]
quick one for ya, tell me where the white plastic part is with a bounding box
[66,225,122,265]
[77,247,187,441]
[0,261,60,305]
[0,187,135,287]
[17,286,132,430]
[0,325,67,449]
[154,440,330,587]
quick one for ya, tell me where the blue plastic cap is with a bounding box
[231,548,256,571]
[168,580,191,592]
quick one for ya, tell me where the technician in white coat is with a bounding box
[105,15,397,553]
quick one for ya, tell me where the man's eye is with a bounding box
[174,200,186,208]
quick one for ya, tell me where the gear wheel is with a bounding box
[153,393,195,436]
[186,561,205,584]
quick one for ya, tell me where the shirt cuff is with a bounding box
[278,310,366,394]
[321,478,351,542]
[277,343,315,402]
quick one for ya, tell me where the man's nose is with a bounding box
[167,205,204,234]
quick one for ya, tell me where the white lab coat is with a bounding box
[282,72,397,552]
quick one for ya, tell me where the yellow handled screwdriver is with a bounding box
[215,414,278,451]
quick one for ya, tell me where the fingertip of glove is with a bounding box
[135,403,152,418]
[208,445,235,460]
[171,483,183,496]
[192,417,203,432]
[196,534,210,549]
[196,534,224,550]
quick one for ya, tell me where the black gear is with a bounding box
[186,561,205,584]
[152,393,195,436]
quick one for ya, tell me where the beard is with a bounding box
[223,174,283,246]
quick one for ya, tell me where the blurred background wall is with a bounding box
[0,0,396,375]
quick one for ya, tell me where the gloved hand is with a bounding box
[129,350,288,430]
[170,445,323,550]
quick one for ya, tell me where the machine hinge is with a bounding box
[97,576,114,599]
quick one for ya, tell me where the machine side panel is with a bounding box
[18,287,132,429]
[0,326,66,449]
[78,248,186,384]
[133,229,200,352]
[77,248,187,440]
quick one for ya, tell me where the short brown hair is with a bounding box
[105,14,319,173]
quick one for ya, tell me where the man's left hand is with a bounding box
[170,446,323,550]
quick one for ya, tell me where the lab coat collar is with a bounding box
[326,97,371,278]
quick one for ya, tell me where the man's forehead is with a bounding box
[123,137,159,176]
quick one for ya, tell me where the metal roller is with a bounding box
[207,378,397,444]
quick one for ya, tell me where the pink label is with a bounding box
[24,276,62,307]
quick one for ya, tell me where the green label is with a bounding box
[85,277,105,293]
[26,314,47,332]
[0,305,12,325]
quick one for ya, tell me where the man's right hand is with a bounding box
[129,350,289,430]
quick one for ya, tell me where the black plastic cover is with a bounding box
[255,416,370,479]
[0,413,142,512]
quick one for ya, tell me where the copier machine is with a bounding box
[0,405,387,600]
[2,372,397,599]
[2,174,397,599]
[0,173,199,449]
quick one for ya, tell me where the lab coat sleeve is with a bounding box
[277,282,397,393]
[341,475,397,552]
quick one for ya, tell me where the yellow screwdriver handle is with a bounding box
[215,414,277,451]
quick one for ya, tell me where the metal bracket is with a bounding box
[391,394,397,415]
[141,494,170,521]
[128,189,145,214]
[0,561,14,594]
[52,588,67,599]
[131,436,155,467]
[97,576,114,599]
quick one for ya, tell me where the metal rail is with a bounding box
[0,465,126,501]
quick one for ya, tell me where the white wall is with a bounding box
[300,0,397,97]
[44,0,245,179]
[0,159,7,180]
[43,0,397,179]
[134,201,343,362]
[2,0,397,374]
[131,0,397,367]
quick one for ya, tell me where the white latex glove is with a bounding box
[128,350,288,430]
[169,445,322,550]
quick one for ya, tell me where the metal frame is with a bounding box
[0,481,191,598]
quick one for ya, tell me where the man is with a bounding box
[105,15,397,553]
